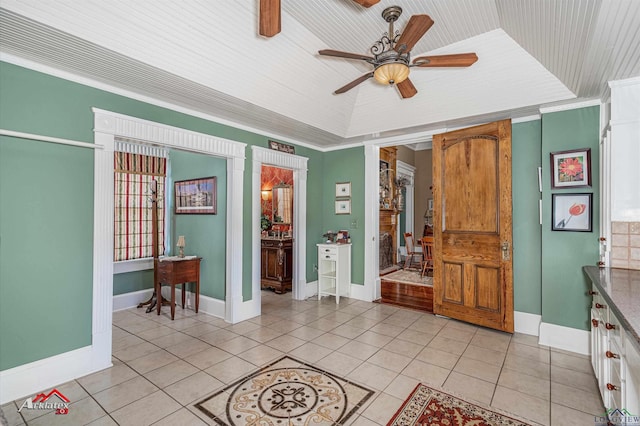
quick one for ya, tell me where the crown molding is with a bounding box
[539,99,600,114]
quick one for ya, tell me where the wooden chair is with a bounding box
[421,236,434,277]
[403,232,422,270]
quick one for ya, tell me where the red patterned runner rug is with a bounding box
[387,383,533,426]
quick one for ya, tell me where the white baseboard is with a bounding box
[113,288,226,320]
[112,289,154,311]
[306,280,318,299]
[539,322,591,355]
[233,297,259,323]
[514,311,542,336]
[159,288,226,320]
[0,345,111,405]
[349,282,371,302]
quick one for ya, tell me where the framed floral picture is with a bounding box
[551,193,592,232]
[550,148,591,188]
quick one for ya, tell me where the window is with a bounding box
[114,149,167,261]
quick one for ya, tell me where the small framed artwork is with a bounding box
[550,148,591,189]
[335,199,351,215]
[268,140,295,154]
[551,193,592,232]
[174,176,217,214]
[335,182,351,198]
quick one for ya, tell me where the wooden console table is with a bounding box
[261,238,293,294]
[156,256,202,320]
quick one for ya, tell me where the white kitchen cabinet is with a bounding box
[624,330,640,414]
[586,267,640,414]
[608,78,640,223]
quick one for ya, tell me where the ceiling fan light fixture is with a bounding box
[374,62,410,85]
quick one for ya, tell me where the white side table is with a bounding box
[317,243,351,304]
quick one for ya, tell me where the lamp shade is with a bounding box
[261,190,270,201]
[373,62,410,85]
[176,235,186,248]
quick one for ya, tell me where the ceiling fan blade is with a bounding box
[335,73,374,94]
[412,53,478,67]
[395,15,434,53]
[319,49,374,61]
[352,0,381,7]
[259,0,281,37]
[397,78,417,99]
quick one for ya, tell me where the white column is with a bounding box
[227,156,245,323]
[92,126,114,371]
[292,168,308,300]
[364,144,380,301]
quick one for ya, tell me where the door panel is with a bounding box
[476,266,500,311]
[433,119,513,332]
[443,138,499,233]
[442,262,463,304]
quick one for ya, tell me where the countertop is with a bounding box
[583,266,640,351]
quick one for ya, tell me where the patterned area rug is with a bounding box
[387,384,533,426]
[381,269,433,286]
[195,356,374,425]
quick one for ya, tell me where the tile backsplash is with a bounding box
[611,221,640,270]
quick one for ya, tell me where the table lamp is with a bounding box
[176,235,186,258]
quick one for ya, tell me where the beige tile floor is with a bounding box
[2,292,605,425]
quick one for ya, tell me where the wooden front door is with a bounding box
[432,119,514,332]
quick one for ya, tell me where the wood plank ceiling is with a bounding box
[1,0,639,150]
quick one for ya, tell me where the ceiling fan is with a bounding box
[318,6,478,98]
[259,0,380,37]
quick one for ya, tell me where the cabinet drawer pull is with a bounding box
[606,383,619,391]
[325,255,331,259]
[592,319,599,327]
[605,322,616,330]
[605,351,620,359]
[595,303,606,309]
[587,290,598,296]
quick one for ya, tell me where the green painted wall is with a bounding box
[113,270,154,295]
[0,61,324,370]
[512,120,543,314]
[321,148,366,285]
[0,138,94,370]
[541,106,600,330]
[170,150,227,299]
[301,152,326,287]
[0,59,602,373]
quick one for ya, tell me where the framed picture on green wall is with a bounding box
[335,199,351,215]
[552,193,592,232]
[174,176,217,214]
[550,148,591,189]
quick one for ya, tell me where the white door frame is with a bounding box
[90,108,247,383]
[395,160,417,255]
[251,147,308,308]
[364,138,434,302]
[364,144,381,301]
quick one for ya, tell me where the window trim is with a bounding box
[113,257,154,274]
